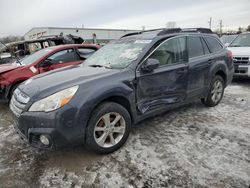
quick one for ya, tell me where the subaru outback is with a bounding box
[10,28,234,154]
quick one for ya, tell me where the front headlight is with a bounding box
[29,85,79,112]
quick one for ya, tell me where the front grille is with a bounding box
[233,57,249,65]
[10,88,30,117]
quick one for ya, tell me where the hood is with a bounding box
[19,65,120,99]
[0,63,20,74]
[227,47,250,57]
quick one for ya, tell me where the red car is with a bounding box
[0,44,100,101]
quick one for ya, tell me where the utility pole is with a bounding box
[219,20,223,37]
[208,17,212,29]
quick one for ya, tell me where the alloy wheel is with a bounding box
[211,80,223,103]
[94,112,126,148]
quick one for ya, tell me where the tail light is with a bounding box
[227,50,233,59]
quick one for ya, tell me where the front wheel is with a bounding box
[201,75,225,107]
[86,102,131,154]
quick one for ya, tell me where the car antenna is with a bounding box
[0,41,22,65]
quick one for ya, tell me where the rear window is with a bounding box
[204,37,223,53]
[188,36,204,58]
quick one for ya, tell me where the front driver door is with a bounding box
[136,36,189,114]
[38,49,81,73]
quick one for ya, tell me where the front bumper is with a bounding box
[233,64,250,77]
[11,107,86,149]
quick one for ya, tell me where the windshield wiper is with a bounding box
[89,64,112,69]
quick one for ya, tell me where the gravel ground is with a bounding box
[0,80,250,188]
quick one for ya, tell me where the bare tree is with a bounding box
[247,25,250,32]
[166,21,177,28]
[0,35,24,44]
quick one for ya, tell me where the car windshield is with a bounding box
[20,48,53,65]
[229,33,250,47]
[83,38,151,69]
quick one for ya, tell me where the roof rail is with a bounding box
[158,28,213,35]
[121,28,213,38]
[121,28,165,38]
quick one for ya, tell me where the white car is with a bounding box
[227,32,250,77]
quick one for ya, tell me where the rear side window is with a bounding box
[201,38,210,54]
[77,48,96,59]
[204,37,223,53]
[188,36,204,58]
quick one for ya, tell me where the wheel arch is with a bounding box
[215,70,227,86]
[91,95,134,123]
[6,80,24,99]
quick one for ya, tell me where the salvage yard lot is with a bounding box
[0,80,250,187]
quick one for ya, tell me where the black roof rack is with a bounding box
[121,28,165,38]
[121,28,213,38]
[157,28,213,36]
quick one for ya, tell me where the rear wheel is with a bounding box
[86,102,131,154]
[201,75,224,107]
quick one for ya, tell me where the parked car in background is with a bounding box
[0,44,100,101]
[220,34,238,45]
[227,32,250,77]
[0,34,85,65]
[10,28,233,154]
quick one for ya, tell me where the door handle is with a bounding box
[177,68,188,74]
[208,59,214,64]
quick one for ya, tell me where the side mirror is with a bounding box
[141,58,160,73]
[40,59,52,67]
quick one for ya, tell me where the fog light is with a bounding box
[40,135,50,146]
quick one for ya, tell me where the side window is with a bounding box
[149,36,187,66]
[188,36,204,58]
[201,38,210,54]
[204,37,223,53]
[77,48,96,59]
[47,49,76,64]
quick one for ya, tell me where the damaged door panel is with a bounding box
[136,36,188,114]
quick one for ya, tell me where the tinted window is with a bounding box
[149,36,187,66]
[204,37,223,53]
[77,48,96,59]
[201,38,210,54]
[47,49,76,64]
[188,36,204,58]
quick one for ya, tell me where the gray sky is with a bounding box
[0,0,249,37]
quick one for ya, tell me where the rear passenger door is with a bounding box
[187,35,212,99]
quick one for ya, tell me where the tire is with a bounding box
[201,75,225,107]
[86,102,131,154]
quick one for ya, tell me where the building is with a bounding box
[24,27,139,43]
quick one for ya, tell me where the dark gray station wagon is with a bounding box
[10,28,234,154]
